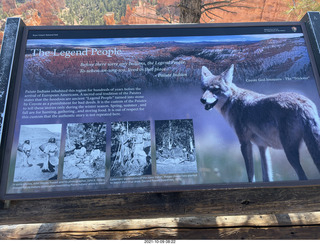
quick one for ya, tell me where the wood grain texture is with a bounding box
[1,185,320,225]
[1,185,320,239]
[1,212,320,239]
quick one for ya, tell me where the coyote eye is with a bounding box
[209,86,220,93]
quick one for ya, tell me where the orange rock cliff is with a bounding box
[0,0,307,49]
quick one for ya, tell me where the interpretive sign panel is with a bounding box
[1,21,320,199]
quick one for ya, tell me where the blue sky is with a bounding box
[27,33,303,47]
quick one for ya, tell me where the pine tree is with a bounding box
[61,0,134,24]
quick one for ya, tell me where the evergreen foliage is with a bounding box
[60,0,134,25]
[287,0,320,19]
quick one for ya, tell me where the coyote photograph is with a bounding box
[201,64,320,182]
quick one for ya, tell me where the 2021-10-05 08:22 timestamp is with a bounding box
[144,240,176,243]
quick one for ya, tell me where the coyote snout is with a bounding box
[201,64,320,182]
[200,90,218,110]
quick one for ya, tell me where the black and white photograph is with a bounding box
[155,119,197,175]
[111,121,151,177]
[13,124,62,182]
[63,122,107,180]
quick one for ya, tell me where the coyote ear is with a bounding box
[223,64,234,84]
[201,66,214,85]
[202,66,214,79]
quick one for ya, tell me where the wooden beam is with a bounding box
[1,185,320,225]
[1,212,320,239]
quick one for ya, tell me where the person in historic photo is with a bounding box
[74,145,87,164]
[18,140,33,167]
[39,137,59,173]
[89,148,101,167]
[132,127,148,165]
[13,124,62,182]
[155,119,197,175]
[63,122,106,180]
[111,121,151,177]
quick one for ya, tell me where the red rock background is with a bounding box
[1,0,65,25]
[200,0,297,23]
[0,0,314,49]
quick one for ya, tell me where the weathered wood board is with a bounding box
[1,212,320,239]
[1,185,320,239]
